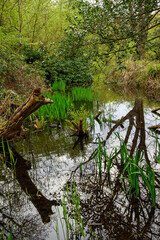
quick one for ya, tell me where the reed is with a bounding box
[7,141,16,173]
[119,142,156,206]
[154,133,160,164]
[2,138,5,158]
[71,87,93,102]
[89,114,95,130]
[50,80,66,92]
[37,92,73,122]
[56,180,85,240]
[0,224,13,240]
[94,139,106,178]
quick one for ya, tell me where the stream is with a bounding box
[1,85,160,240]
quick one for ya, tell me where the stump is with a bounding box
[70,118,88,137]
[0,88,54,141]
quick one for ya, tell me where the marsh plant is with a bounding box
[1,139,16,173]
[153,133,160,164]
[91,135,156,207]
[69,105,89,132]
[94,139,107,178]
[36,92,73,122]
[119,142,156,207]
[27,86,97,128]
[71,87,93,102]
[0,224,13,240]
[50,80,66,92]
[56,181,85,240]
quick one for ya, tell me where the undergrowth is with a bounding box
[94,58,160,98]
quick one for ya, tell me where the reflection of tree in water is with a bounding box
[1,99,160,239]
[0,145,59,239]
[70,99,160,240]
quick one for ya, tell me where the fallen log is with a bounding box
[0,88,54,141]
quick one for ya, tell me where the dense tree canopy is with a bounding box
[0,0,160,89]
[66,0,160,59]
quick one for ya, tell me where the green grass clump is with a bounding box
[50,80,66,92]
[71,87,93,102]
[56,180,85,240]
[37,92,73,122]
[119,142,156,207]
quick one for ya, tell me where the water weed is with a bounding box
[37,92,73,122]
[154,133,160,164]
[71,87,93,102]
[50,80,66,92]
[94,139,106,178]
[119,142,156,206]
[56,180,85,240]
[69,105,89,132]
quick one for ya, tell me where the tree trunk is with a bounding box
[0,88,53,141]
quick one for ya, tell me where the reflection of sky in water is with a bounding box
[12,99,160,239]
[27,100,160,199]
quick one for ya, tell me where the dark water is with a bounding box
[1,85,160,240]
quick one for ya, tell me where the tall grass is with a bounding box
[154,133,160,164]
[119,142,156,206]
[94,139,107,178]
[0,224,13,240]
[92,134,156,207]
[71,87,93,102]
[37,92,73,122]
[1,139,16,173]
[56,180,85,240]
[50,80,66,92]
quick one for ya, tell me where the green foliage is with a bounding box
[37,92,73,122]
[70,0,159,61]
[119,142,156,206]
[70,105,89,131]
[50,80,66,92]
[147,63,160,78]
[42,55,93,85]
[94,139,107,178]
[71,87,93,102]
[59,181,85,239]
[21,44,47,64]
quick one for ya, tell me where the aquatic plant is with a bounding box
[69,105,89,133]
[154,133,160,164]
[89,114,95,130]
[37,92,73,122]
[94,139,107,178]
[7,141,16,172]
[119,142,156,206]
[50,80,66,92]
[71,87,93,102]
[0,224,13,240]
[56,180,85,240]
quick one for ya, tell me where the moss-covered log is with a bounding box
[0,88,53,141]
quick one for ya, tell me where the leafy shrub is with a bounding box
[22,44,47,64]
[148,63,160,78]
[69,105,89,131]
[0,58,8,75]
[42,56,93,85]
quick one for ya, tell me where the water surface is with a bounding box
[1,85,160,239]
